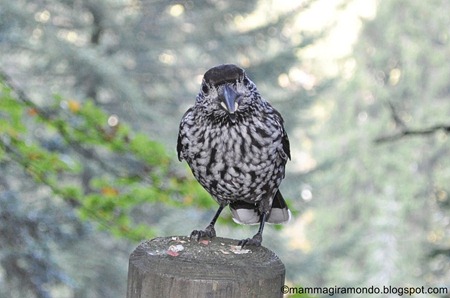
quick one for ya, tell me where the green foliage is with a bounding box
[0,78,207,242]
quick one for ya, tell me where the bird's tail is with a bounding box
[229,190,291,225]
[267,190,292,224]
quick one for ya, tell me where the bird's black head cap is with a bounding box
[203,64,245,86]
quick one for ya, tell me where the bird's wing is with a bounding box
[176,132,183,161]
[273,109,291,160]
[177,107,194,161]
[281,126,291,160]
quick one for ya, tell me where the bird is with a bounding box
[177,64,291,247]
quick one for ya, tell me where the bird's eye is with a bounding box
[202,84,209,94]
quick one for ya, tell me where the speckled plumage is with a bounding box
[177,64,291,246]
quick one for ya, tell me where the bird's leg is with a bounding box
[190,203,225,241]
[238,212,267,247]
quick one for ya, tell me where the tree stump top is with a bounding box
[127,236,285,298]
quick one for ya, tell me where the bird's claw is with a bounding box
[190,224,216,241]
[238,233,262,247]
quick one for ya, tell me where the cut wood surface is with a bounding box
[126,236,285,298]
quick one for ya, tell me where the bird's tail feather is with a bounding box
[229,191,291,225]
[267,190,291,224]
[230,201,260,225]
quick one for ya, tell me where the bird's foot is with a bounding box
[190,224,216,241]
[238,233,262,247]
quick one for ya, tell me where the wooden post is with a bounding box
[127,236,285,298]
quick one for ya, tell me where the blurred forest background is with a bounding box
[1,0,450,297]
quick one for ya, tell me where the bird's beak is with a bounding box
[221,85,239,122]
